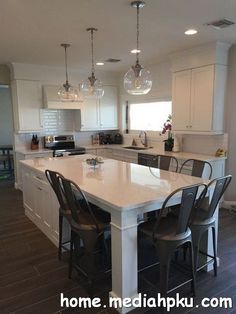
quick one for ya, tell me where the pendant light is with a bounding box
[80,28,104,99]
[58,43,80,102]
[124,1,152,95]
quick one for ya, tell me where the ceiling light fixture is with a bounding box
[131,49,141,54]
[80,28,104,99]
[96,62,104,66]
[185,29,198,35]
[58,44,80,102]
[124,0,152,95]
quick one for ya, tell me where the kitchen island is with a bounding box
[20,155,212,314]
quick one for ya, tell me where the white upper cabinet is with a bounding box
[78,85,118,131]
[99,86,118,129]
[80,98,99,130]
[172,70,191,131]
[170,42,230,134]
[172,64,226,134]
[11,79,43,132]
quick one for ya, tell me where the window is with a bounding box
[129,101,172,131]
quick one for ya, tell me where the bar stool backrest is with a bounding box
[205,175,232,219]
[152,183,207,240]
[45,169,67,211]
[154,155,179,172]
[58,175,100,232]
[179,159,213,179]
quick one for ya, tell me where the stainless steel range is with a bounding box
[44,135,86,157]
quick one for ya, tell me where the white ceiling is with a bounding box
[1,0,236,73]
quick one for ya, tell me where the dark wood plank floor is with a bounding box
[0,179,236,314]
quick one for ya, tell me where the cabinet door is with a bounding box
[97,148,113,158]
[32,175,52,233]
[190,65,214,131]
[12,80,43,132]
[99,86,118,129]
[22,169,34,217]
[80,98,99,130]
[172,70,191,131]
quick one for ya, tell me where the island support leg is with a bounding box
[109,210,138,314]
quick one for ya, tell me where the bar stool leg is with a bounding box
[212,226,217,277]
[189,241,196,296]
[58,215,63,260]
[68,230,74,279]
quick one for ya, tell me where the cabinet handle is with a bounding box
[186,125,189,128]
[37,187,42,191]
[189,125,192,128]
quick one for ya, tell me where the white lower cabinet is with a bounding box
[97,148,113,158]
[111,149,138,163]
[22,169,35,220]
[22,167,61,246]
[15,151,53,190]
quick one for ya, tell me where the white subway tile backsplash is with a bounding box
[42,109,74,134]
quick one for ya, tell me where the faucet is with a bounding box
[139,131,148,147]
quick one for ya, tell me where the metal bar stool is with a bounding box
[139,183,207,297]
[57,175,111,290]
[190,175,232,276]
[179,159,213,179]
[45,169,111,261]
[45,170,71,260]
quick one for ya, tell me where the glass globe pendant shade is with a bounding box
[58,43,83,103]
[124,63,152,95]
[80,73,104,99]
[58,82,80,102]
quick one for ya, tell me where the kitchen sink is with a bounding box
[123,146,152,150]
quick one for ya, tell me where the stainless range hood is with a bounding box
[43,85,83,109]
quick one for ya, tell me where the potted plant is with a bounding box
[161,114,174,151]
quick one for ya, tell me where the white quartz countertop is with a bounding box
[84,144,226,162]
[20,154,208,212]
[15,148,53,155]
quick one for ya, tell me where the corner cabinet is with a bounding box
[11,79,43,132]
[172,65,227,134]
[78,85,118,131]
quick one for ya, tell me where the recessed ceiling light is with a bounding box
[185,29,198,35]
[131,49,141,54]
[96,62,104,66]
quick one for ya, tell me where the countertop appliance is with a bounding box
[44,135,86,157]
[114,133,123,144]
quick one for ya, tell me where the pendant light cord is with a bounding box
[90,29,95,75]
[64,45,69,83]
[136,3,140,64]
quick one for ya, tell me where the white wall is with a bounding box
[10,62,120,86]
[224,45,236,201]
[0,86,13,145]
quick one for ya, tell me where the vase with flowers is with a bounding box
[161,114,174,151]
